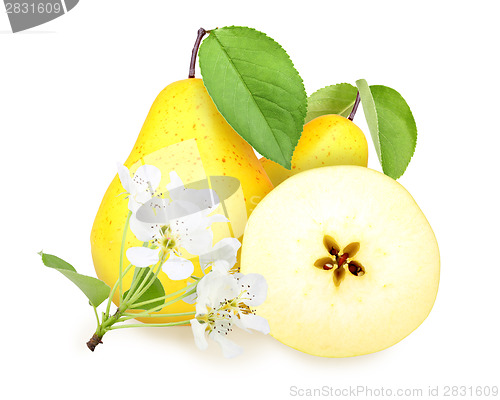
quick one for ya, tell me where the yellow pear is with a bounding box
[260,114,368,186]
[91,78,273,323]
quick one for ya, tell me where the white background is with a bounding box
[1,1,499,399]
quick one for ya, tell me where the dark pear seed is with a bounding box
[314,257,335,270]
[348,261,365,276]
[323,235,340,256]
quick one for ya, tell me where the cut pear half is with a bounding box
[240,166,439,357]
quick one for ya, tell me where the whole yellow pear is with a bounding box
[91,78,273,323]
[261,114,368,186]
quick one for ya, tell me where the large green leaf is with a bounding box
[39,252,110,307]
[199,26,307,169]
[305,83,358,123]
[123,267,165,311]
[356,79,417,179]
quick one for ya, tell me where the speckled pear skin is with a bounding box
[261,114,368,186]
[91,78,273,323]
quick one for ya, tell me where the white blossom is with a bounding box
[125,171,228,280]
[199,237,241,274]
[190,270,269,358]
[183,237,241,304]
[117,164,161,213]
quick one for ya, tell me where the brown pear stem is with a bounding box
[348,91,360,121]
[86,333,103,351]
[188,28,207,78]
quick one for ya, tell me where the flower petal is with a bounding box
[166,171,185,193]
[210,332,243,358]
[195,271,238,314]
[237,273,268,306]
[199,237,241,269]
[129,213,159,242]
[209,260,231,274]
[134,165,161,191]
[181,228,214,256]
[117,164,131,192]
[237,313,270,335]
[163,253,194,280]
[129,190,153,213]
[135,197,169,224]
[190,319,208,351]
[126,247,160,268]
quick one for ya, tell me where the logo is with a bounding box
[4,0,79,33]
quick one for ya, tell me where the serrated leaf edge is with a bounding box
[370,85,417,179]
[202,26,307,169]
[306,83,358,121]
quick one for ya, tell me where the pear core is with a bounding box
[240,166,440,357]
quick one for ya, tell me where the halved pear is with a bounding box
[240,166,439,357]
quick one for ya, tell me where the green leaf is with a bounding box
[199,26,307,169]
[356,79,417,179]
[356,79,381,158]
[123,268,165,311]
[39,251,110,307]
[305,83,358,123]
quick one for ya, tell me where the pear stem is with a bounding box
[86,333,103,352]
[348,91,360,121]
[188,28,207,78]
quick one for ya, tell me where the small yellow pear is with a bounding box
[91,78,273,323]
[261,114,368,186]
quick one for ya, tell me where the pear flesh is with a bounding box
[240,166,440,357]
